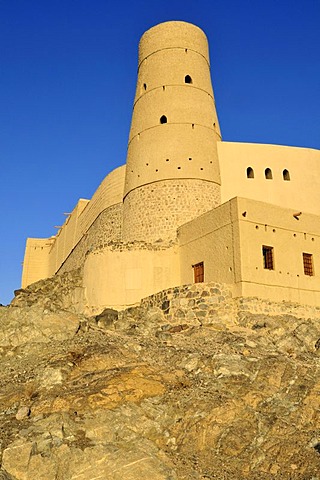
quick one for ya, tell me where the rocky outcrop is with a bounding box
[1,295,320,479]
[11,269,85,314]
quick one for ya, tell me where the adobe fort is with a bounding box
[22,21,320,312]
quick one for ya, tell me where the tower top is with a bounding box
[138,21,210,67]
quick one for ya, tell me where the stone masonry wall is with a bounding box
[122,179,221,242]
[139,282,320,325]
[58,203,122,274]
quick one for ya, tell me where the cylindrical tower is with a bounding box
[122,21,222,242]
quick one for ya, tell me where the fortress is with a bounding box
[22,21,320,312]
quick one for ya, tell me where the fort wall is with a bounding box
[22,238,54,288]
[83,242,180,313]
[140,281,320,325]
[58,202,123,274]
[123,21,221,242]
[123,179,220,242]
[219,142,320,215]
[179,197,320,306]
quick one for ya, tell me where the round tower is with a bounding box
[122,21,222,242]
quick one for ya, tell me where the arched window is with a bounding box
[247,167,254,179]
[283,169,290,181]
[265,168,273,180]
[185,75,192,84]
[160,115,167,124]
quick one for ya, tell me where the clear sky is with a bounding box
[1,0,319,305]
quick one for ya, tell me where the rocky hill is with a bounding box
[1,279,320,479]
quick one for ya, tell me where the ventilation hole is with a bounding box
[210,161,213,164]
[213,122,216,127]
[192,124,194,129]
[247,167,254,179]
[283,169,290,181]
[265,168,273,179]
[143,83,147,90]
[185,48,188,53]
[162,86,165,91]
[273,229,276,233]
[188,157,192,161]
[177,166,181,169]
[137,174,140,177]
[146,163,149,166]
[185,75,192,84]
[166,159,169,162]
[155,169,158,172]
[200,168,203,170]
[293,233,297,237]
[312,238,315,241]
[255,225,259,229]
[160,115,167,124]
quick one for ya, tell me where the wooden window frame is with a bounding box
[262,245,274,270]
[303,252,314,276]
[192,261,204,283]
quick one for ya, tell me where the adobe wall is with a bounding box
[123,179,220,242]
[21,166,126,287]
[178,199,238,285]
[219,142,320,216]
[83,241,180,313]
[179,196,320,307]
[22,238,54,288]
[235,197,320,306]
[123,21,221,243]
[58,202,122,274]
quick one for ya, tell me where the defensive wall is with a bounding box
[179,197,320,307]
[219,142,320,216]
[22,166,125,287]
[140,281,320,325]
[122,21,222,242]
[21,20,320,313]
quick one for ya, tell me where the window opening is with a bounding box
[143,83,147,90]
[303,253,314,276]
[185,75,192,84]
[283,169,290,181]
[262,246,274,270]
[265,168,273,179]
[193,262,204,283]
[160,115,167,124]
[247,167,254,178]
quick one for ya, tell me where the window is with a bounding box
[303,253,314,276]
[160,115,167,124]
[283,169,290,181]
[193,262,204,283]
[262,246,274,270]
[247,167,254,178]
[185,75,192,84]
[265,168,273,179]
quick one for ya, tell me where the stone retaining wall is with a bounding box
[140,282,320,324]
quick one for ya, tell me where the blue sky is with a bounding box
[1,0,319,304]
